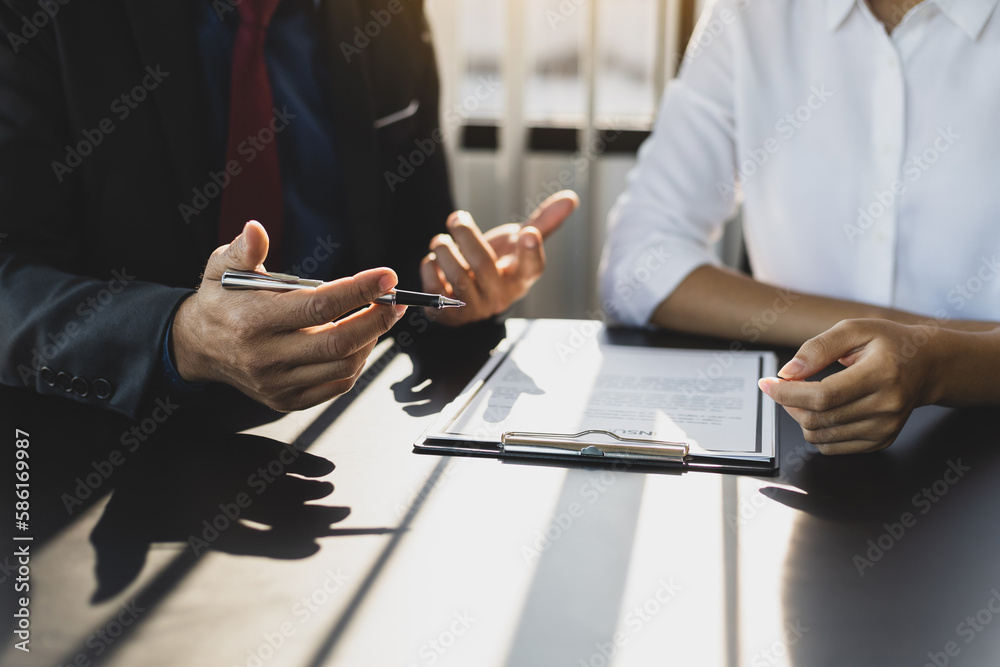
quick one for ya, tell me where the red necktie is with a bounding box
[218,0,285,265]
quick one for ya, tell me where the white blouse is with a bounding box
[600,0,1000,325]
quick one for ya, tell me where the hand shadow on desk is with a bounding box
[89,433,375,603]
[391,318,508,416]
[482,361,544,422]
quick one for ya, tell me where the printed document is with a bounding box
[437,320,774,458]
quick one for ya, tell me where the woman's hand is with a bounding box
[758,319,948,454]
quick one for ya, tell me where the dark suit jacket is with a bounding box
[0,0,454,418]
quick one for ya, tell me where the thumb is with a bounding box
[779,321,873,380]
[525,190,579,239]
[204,221,270,281]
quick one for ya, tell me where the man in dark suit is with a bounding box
[0,0,576,419]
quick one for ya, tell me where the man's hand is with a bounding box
[171,221,406,411]
[419,190,579,325]
[758,319,946,455]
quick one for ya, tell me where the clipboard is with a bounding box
[413,319,780,475]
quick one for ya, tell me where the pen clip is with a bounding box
[221,269,323,291]
[263,272,304,284]
[500,429,689,461]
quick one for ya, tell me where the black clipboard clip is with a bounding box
[500,429,689,463]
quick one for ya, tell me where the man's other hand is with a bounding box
[419,190,579,326]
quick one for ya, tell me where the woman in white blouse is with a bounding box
[600,0,1000,454]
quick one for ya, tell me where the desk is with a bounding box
[3,320,1000,667]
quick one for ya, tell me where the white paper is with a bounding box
[439,320,773,458]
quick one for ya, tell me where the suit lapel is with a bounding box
[123,0,216,261]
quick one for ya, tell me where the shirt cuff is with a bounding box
[601,231,721,327]
[161,317,209,395]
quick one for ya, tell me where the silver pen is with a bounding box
[220,269,465,309]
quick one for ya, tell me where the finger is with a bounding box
[278,268,399,331]
[204,220,270,281]
[796,417,887,449]
[273,379,355,412]
[429,234,481,304]
[513,226,545,284]
[280,339,376,388]
[778,320,876,380]
[481,222,522,258]
[788,409,899,454]
[806,433,890,456]
[290,347,375,409]
[524,190,579,238]
[447,211,503,297]
[781,389,889,433]
[285,311,392,367]
[420,253,450,294]
[759,367,876,413]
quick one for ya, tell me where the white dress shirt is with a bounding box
[599,0,1000,326]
